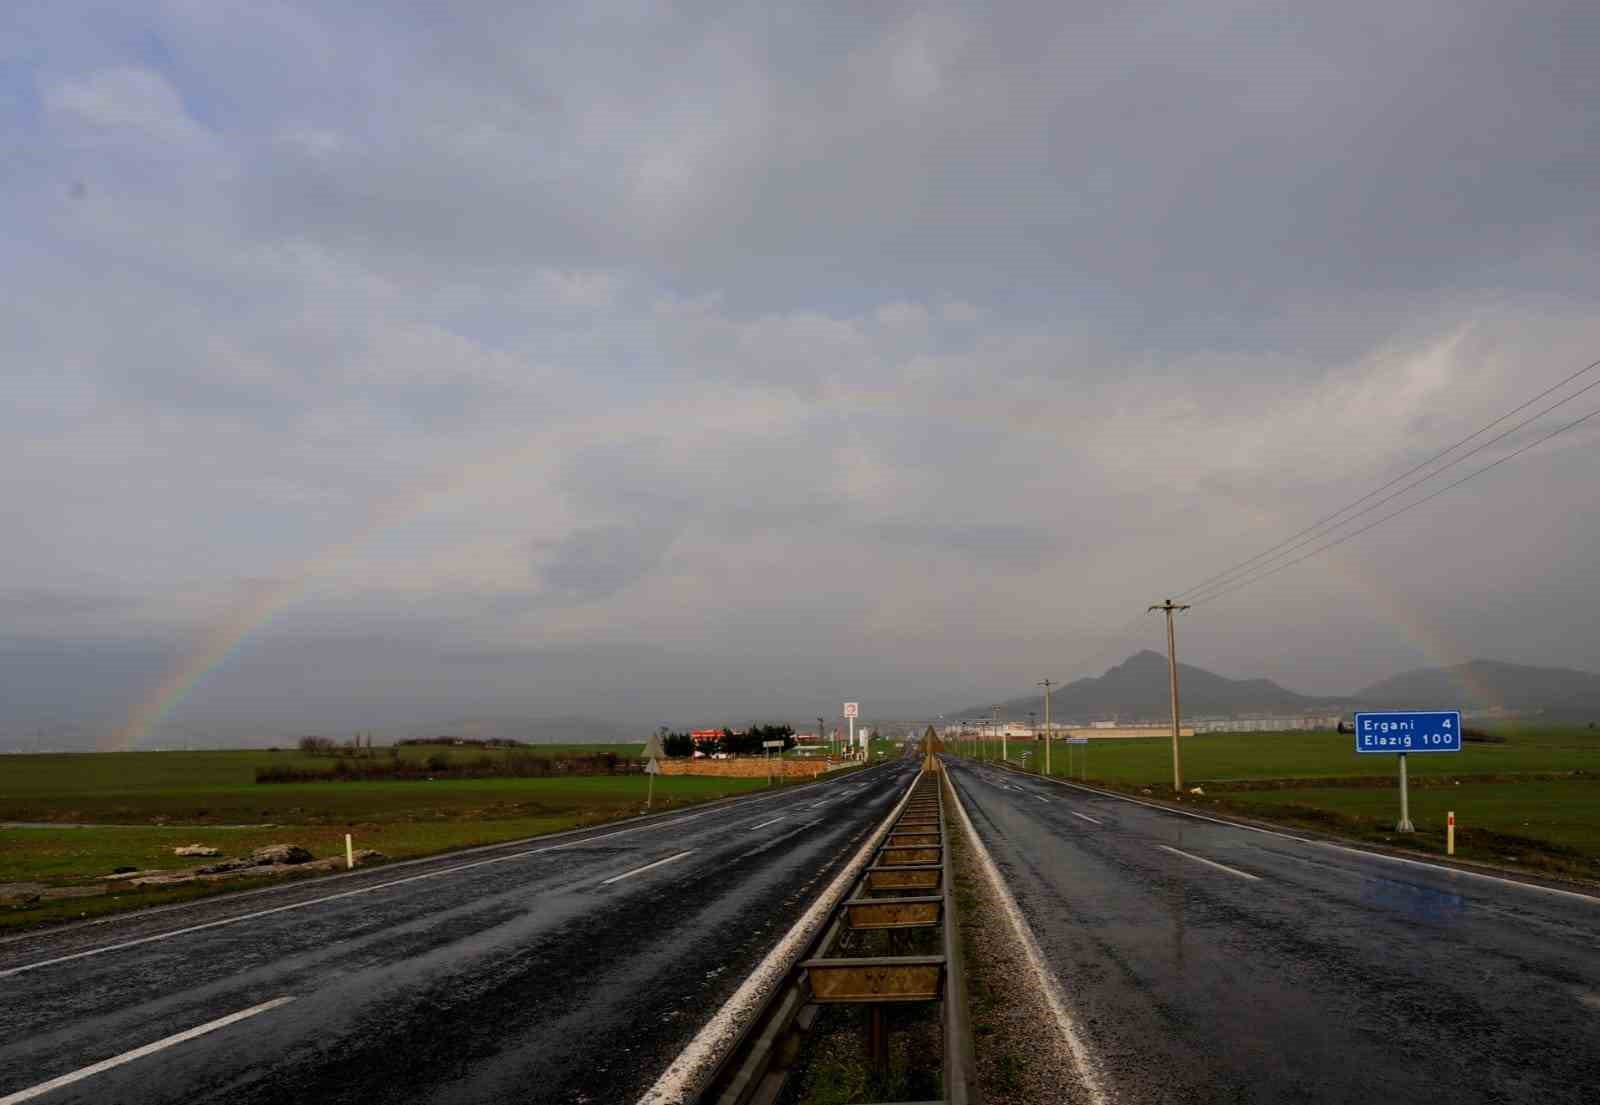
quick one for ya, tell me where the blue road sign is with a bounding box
[1354,710,1462,754]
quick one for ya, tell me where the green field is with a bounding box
[953,726,1600,881]
[0,746,773,930]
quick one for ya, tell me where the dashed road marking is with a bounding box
[601,851,696,886]
[1071,811,1102,825]
[0,996,295,1105]
[1157,844,1260,882]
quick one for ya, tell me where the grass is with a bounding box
[985,725,1600,785]
[0,747,777,930]
[1215,779,1600,880]
[954,724,1600,882]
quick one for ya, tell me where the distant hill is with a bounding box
[954,650,1342,724]
[956,652,1600,725]
[1353,660,1600,717]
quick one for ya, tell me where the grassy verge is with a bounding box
[0,768,776,931]
[958,724,1600,885]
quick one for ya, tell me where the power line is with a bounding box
[1184,370,1600,604]
[1191,402,1600,607]
[1175,357,1600,602]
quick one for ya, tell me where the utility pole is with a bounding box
[992,705,1002,764]
[1148,599,1191,793]
[1039,679,1054,778]
[818,716,827,760]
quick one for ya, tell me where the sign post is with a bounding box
[642,732,666,810]
[844,702,859,759]
[1067,736,1089,781]
[1354,710,1461,833]
[763,739,785,785]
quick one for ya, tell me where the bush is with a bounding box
[298,735,337,756]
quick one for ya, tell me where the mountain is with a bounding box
[954,650,1342,724]
[1353,660,1600,716]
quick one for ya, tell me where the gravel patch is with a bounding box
[948,784,1101,1105]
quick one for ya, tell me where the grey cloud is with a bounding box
[536,522,677,601]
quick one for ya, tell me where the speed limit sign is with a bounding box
[843,702,859,718]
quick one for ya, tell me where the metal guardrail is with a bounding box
[694,757,974,1105]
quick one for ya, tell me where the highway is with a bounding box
[945,757,1600,1104]
[0,761,917,1105]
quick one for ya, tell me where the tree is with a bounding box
[663,731,694,758]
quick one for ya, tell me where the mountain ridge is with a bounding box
[953,652,1600,723]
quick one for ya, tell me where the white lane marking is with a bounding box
[0,996,295,1105]
[636,773,923,1105]
[1007,763,1600,906]
[1033,794,1051,803]
[1071,811,1102,825]
[1157,844,1261,882]
[945,773,1109,1105]
[0,764,893,955]
[747,816,787,830]
[808,799,833,808]
[0,775,886,980]
[600,850,696,886]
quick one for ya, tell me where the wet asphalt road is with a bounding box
[946,757,1600,1105]
[0,761,918,1105]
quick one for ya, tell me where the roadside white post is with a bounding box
[345,833,354,870]
[1448,810,1456,856]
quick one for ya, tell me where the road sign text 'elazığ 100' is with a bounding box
[1353,711,1462,754]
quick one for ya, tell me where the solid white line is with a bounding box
[635,771,921,1105]
[0,779,870,980]
[1157,844,1261,882]
[1033,794,1050,803]
[0,996,295,1105]
[600,851,695,886]
[0,763,892,956]
[747,816,786,830]
[945,771,1109,1105]
[1014,764,1600,906]
[1071,811,1102,825]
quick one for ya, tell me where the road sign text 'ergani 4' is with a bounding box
[1354,710,1462,753]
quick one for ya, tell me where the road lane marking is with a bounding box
[0,763,897,957]
[0,778,881,979]
[1157,845,1261,882]
[945,772,1109,1105]
[636,773,923,1105]
[747,817,787,830]
[992,761,1600,906]
[0,996,295,1105]
[1033,795,1050,803]
[601,850,696,885]
[1071,811,1102,825]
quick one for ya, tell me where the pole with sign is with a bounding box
[844,702,859,759]
[641,731,666,810]
[763,739,785,784]
[1354,710,1461,832]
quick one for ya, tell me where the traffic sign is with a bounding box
[641,732,666,760]
[762,740,785,749]
[843,702,859,719]
[644,757,662,775]
[1354,711,1462,754]
[1065,737,1089,745]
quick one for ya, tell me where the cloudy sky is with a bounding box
[4,1,1599,745]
